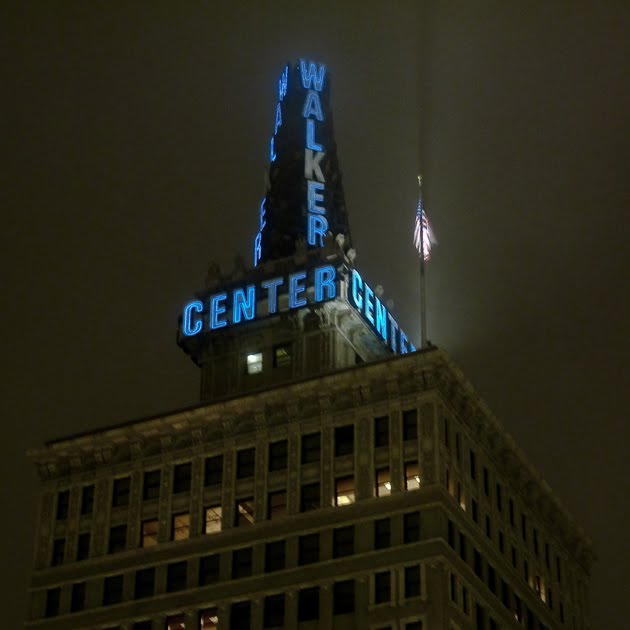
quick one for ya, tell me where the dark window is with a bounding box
[298,532,319,565]
[511,545,517,568]
[70,582,85,612]
[301,432,320,464]
[533,529,539,555]
[134,567,155,599]
[298,586,319,621]
[173,462,192,494]
[496,483,502,511]
[404,565,421,598]
[265,540,286,572]
[548,587,553,610]
[521,514,528,541]
[374,416,389,447]
[141,518,159,547]
[374,518,390,549]
[143,470,161,500]
[81,485,94,515]
[51,538,65,566]
[545,542,550,568]
[133,623,152,630]
[333,525,354,558]
[235,497,255,526]
[56,490,69,520]
[406,623,423,630]
[476,603,485,630]
[498,530,505,553]
[112,477,130,507]
[455,433,461,462]
[300,482,320,512]
[204,455,223,486]
[474,549,483,577]
[263,593,285,628]
[560,601,564,623]
[450,573,458,602]
[268,440,288,471]
[374,571,391,603]
[273,344,292,368]
[444,417,450,446]
[45,587,60,617]
[333,580,355,615]
[470,450,477,479]
[485,515,492,538]
[490,618,498,630]
[404,511,420,543]
[448,520,455,548]
[108,524,127,554]
[509,498,515,526]
[334,424,354,456]
[488,564,496,594]
[199,554,220,585]
[501,579,510,608]
[77,532,90,561]
[167,560,187,592]
[524,559,529,582]
[463,585,470,613]
[472,499,478,523]
[483,467,489,496]
[556,556,562,582]
[459,533,467,561]
[230,601,251,630]
[267,490,287,520]
[237,448,256,479]
[103,574,123,605]
[402,408,418,441]
[232,547,253,579]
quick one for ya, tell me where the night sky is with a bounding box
[3,3,628,628]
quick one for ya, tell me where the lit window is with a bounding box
[235,498,255,526]
[405,462,421,490]
[335,476,355,506]
[246,352,263,374]
[376,468,391,497]
[204,506,222,534]
[200,608,218,629]
[172,513,190,541]
[141,519,159,547]
[273,344,292,368]
[166,614,185,630]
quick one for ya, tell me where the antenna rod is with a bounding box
[418,174,427,349]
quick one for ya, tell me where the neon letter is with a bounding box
[307,180,325,214]
[289,272,307,308]
[315,265,336,301]
[259,198,266,229]
[303,91,324,121]
[364,283,375,325]
[306,119,323,151]
[274,103,282,135]
[304,149,325,182]
[254,233,262,267]
[300,60,326,91]
[270,136,276,162]
[182,300,203,336]
[400,330,409,354]
[388,313,399,352]
[351,270,364,310]
[261,277,283,314]
[233,285,256,324]
[210,292,228,329]
[375,298,388,342]
[308,214,328,247]
[278,65,288,101]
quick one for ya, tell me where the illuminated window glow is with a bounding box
[141,519,159,548]
[204,506,222,535]
[405,462,421,491]
[376,468,392,497]
[335,476,355,506]
[172,513,190,541]
[246,352,263,375]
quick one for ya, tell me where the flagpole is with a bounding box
[418,174,427,349]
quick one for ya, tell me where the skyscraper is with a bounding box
[27,60,592,630]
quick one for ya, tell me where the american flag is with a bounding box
[414,196,436,262]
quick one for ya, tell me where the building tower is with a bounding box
[27,60,593,630]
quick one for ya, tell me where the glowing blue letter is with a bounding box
[254,233,262,267]
[351,270,364,310]
[182,300,203,336]
[315,265,336,302]
[210,293,228,329]
[261,277,283,314]
[274,103,282,135]
[233,285,256,324]
[303,91,324,121]
[308,214,328,247]
[400,331,409,354]
[259,198,266,229]
[375,298,387,342]
[305,149,325,182]
[306,119,323,151]
[388,313,399,352]
[307,180,325,214]
[364,283,375,325]
[289,272,307,308]
[300,60,326,91]
[278,65,288,101]
[270,136,276,162]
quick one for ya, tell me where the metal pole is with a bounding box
[418,174,427,349]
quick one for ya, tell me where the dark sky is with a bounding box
[3,2,628,628]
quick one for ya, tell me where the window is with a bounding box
[70,582,85,612]
[200,608,219,629]
[474,549,483,578]
[199,554,220,585]
[173,462,192,494]
[298,532,319,565]
[533,528,539,555]
[267,490,287,519]
[166,615,186,630]
[556,556,562,582]
[263,593,285,628]
[167,561,187,592]
[141,519,159,547]
[374,571,391,603]
[488,564,496,594]
[265,540,286,572]
[455,433,461,462]
[108,524,127,554]
[404,511,420,543]
[81,485,94,515]
[485,514,492,538]
[511,545,517,568]
[77,532,90,561]
[134,567,155,599]
[235,497,255,526]
[450,573,458,602]
[545,542,550,568]
[103,574,123,605]
[333,580,355,614]
[472,499,478,523]
[521,514,528,541]
[45,587,60,617]
[170,513,190,541]
[496,483,502,511]
[143,470,161,501]
[376,467,391,497]
[333,525,354,558]
[301,432,320,464]
[133,622,153,630]
[230,601,251,630]
[524,559,529,582]
[112,477,130,507]
[448,520,455,547]
[298,586,319,621]
[463,585,470,614]
[501,579,510,608]
[237,448,256,478]
[405,461,420,490]
[470,450,477,479]
[300,482,320,512]
[51,538,65,566]
[232,547,253,578]
[509,498,515,526]
[335,424,354,456]
[268,440,288,471]
[204,455,223,486]
[56,490,69,520]
[402,408,418,441]
[498,530,505,553]
[476,603,486,630]
[374,518,390,549]
[406,623,423,630]
[205,505,222,534]
[246,352,263,374]
[335,476,355,506]
[483,467,489,496]
[273,344,292,368]
[405,565,421,598]
[374,416,389,447]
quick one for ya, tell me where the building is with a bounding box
[26,61,593,630]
